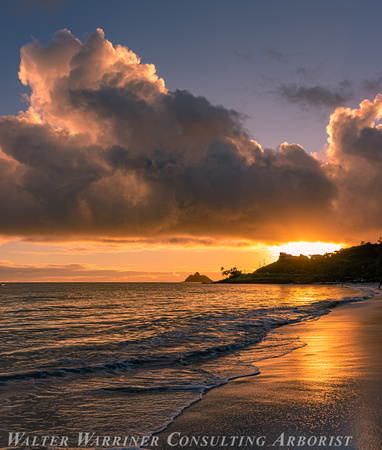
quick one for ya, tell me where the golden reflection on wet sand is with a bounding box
[255,298,382,447]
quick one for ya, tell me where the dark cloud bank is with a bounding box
[0,29,381,244]
[277,81,353,109]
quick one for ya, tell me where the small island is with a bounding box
[184,272,213,283]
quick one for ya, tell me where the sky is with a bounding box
[0,0,381,281]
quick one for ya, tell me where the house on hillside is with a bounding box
[278,252,294,261]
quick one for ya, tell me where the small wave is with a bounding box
[0,360,136,383]
[98,385,205,393]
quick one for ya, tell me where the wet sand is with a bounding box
[155,294,382,449]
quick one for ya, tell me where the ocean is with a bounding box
[0,283,377,448]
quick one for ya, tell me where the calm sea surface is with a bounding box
[0,283,376,445]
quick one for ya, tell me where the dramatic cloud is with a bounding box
[277,81,353,108]
[0,29,381,244]
[325,95,382,236]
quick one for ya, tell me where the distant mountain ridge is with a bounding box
[184,272,213,283]
[217,241,382,284]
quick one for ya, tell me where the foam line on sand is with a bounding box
[155,295,382,449]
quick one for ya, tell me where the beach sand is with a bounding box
[155,294,382,450]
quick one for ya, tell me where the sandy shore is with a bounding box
[155,294,382,449]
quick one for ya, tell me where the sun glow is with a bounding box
[268,241,344,258]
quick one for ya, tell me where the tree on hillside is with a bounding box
[221,267,242,278]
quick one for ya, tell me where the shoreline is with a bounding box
[155,291,382,449]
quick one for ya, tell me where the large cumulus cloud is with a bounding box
[325,95,382,236]
[0,29,380,243]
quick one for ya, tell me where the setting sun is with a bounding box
[268,241,344,257]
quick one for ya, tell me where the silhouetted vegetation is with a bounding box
[220,267,243,278]
[217,241,382,284]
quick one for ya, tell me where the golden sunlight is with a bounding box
[268,241,344,257]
